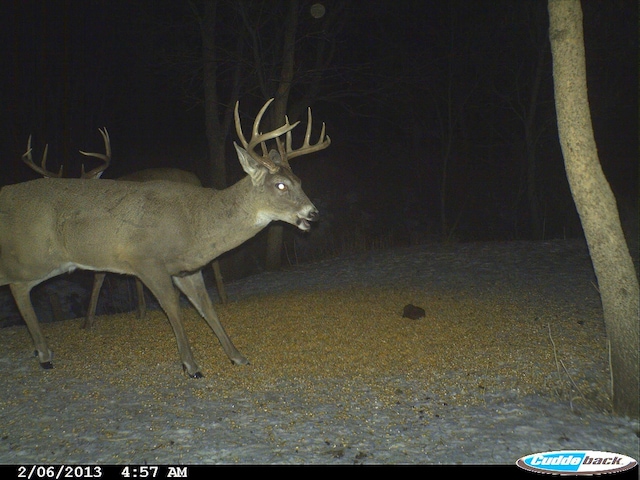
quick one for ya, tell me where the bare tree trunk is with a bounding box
[548,0,639,419]
[266,0,298,271]
[199,0,226,190]
[439,10,455,240]
[524,43,546,239]
[193,0,229,304]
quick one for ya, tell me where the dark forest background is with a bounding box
[0,1,636,279]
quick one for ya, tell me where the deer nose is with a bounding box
[308,209,319,221]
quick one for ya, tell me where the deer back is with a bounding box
[118,168,201,186]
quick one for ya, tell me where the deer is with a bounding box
[22,130,228,329]
[2,98,329,377]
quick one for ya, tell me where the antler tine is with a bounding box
[234,99,299,172]
[284,107,331,162]
[22,135,63,178]
[79,128,111,179]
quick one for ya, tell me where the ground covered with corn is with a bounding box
[0,240,637,465]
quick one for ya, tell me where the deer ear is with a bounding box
[268,149,283,166]
[234,142,267,186]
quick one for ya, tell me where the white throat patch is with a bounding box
[254,211,276,227]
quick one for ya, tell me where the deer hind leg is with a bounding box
[173,271,248,366]
[136,270,201,377]
[9,283,53,369]
[134,278,146,319]
[211,260,228,304]
[84,272,106,329]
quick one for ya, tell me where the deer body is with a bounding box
[85,167,229,329]
[20,132,229,326]
[1,99,329,377]
[0,178,270,278]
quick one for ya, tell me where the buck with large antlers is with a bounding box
[23,129,229,328]
[2,98,329,377]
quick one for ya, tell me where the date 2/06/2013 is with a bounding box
[15,465,189,479]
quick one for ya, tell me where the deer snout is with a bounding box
[307,209,319,222]
[296,206,319,231]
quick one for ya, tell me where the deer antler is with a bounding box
[281,107,331,165]
[234,98,300,173]
[22,136,63,178]
[79,128,111,179]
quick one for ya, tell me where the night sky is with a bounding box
[0,0,637,250]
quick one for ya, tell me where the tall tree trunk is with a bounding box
[439,10,455,240]
[195,0,229,304]
[200,0,226,189]
[265,0,298,271]
[548,0,639,419]
[61,1,71,176]
[524,43,546,239]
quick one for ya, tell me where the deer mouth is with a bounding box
[296,217,312,231]
[296,210,318,231]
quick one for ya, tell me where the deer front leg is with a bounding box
[9,283,53,369]
[136,270,202,377]
[173,272,249,366]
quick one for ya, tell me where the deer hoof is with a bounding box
[182,364,203,378]
[34,350,54,368]
[230,355,250,366]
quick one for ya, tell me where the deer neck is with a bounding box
[197,176,271,258]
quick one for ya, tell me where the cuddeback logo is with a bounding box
[516,450,637,475]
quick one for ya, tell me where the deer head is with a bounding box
[233,98,330,231]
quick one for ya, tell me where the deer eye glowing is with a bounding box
[276,182,287,191]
